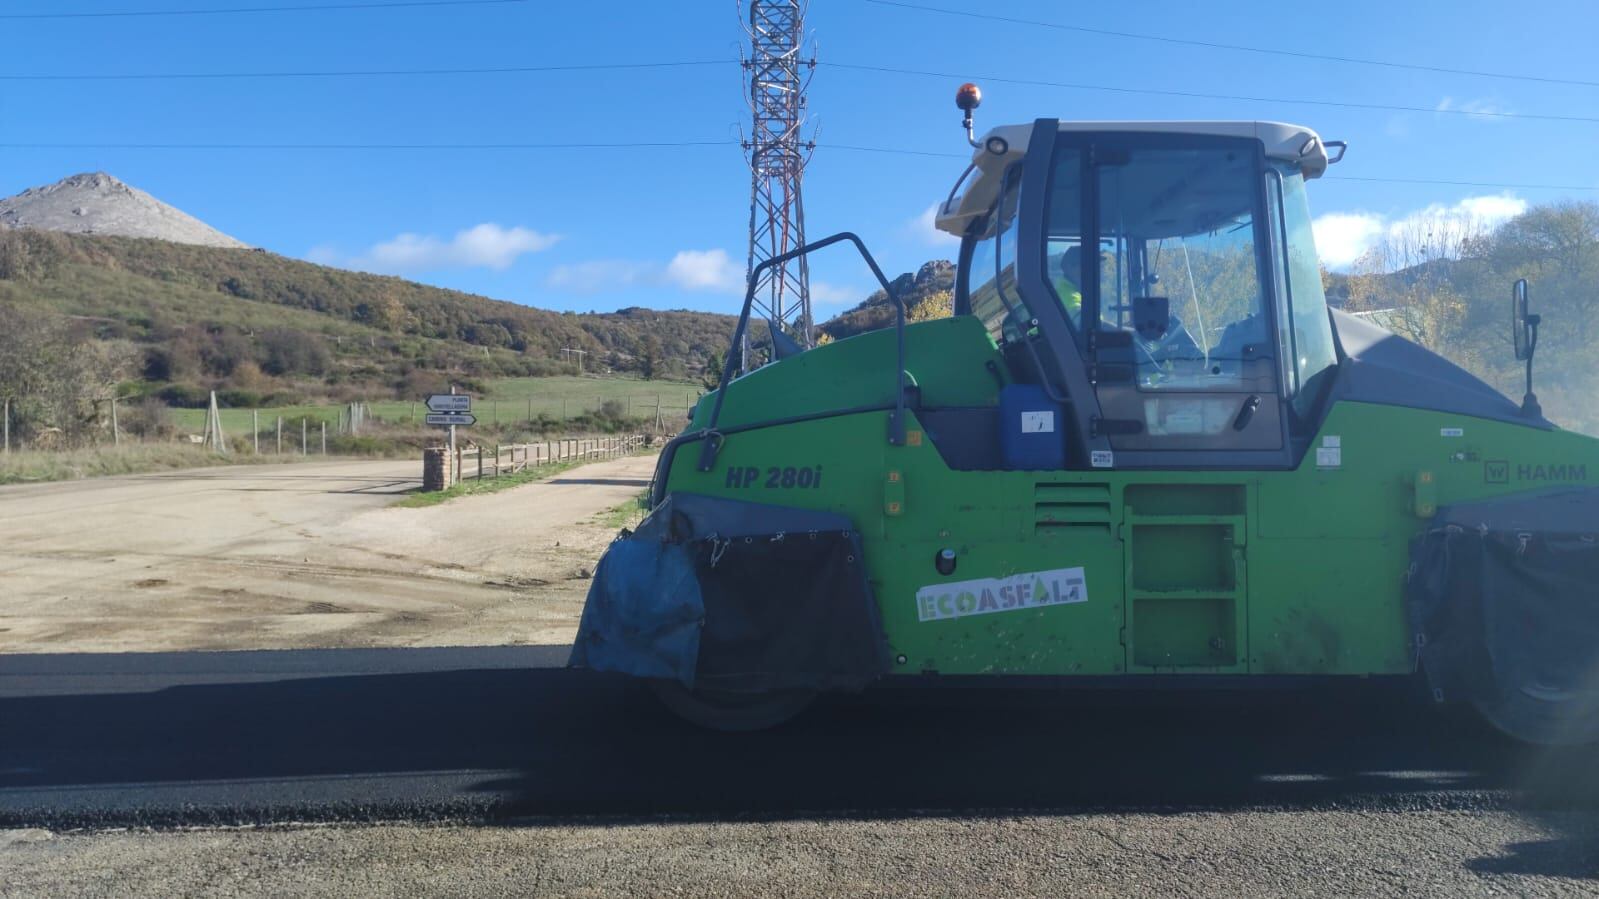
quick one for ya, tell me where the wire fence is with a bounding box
[461,434,650,481]
[166,391,701,436]
[0,390,697,455]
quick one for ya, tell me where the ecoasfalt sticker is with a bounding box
[916,567,1087,622]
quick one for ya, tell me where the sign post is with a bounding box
[427,390,475,485]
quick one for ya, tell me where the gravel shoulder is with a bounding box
[3,809,1596,898]
[0,454,654,653]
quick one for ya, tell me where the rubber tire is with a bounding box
[650,680,815,732]
[1473,683,1599,746]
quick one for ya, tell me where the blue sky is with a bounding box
[2,0,1596,315]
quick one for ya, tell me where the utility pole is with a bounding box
[448,384,457,485]
[560,347,588,373]
[206,391,229,454]
[740,0,816,370]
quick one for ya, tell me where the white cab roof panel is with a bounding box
[935,120,1330,237]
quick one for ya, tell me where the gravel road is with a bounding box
[3,808,1596,897]
[0,455,654,653]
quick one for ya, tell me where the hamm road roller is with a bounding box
[571,89,1599,743]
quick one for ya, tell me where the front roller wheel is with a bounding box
[1473,675,1599,746]
[650,680,815,732]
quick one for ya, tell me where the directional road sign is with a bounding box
[426,394,472,413]
[424,412,476,427]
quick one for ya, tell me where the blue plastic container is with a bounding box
[999,384,1067,470]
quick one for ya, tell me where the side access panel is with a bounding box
[1121,483,1250,673]
[874,417,1128,677]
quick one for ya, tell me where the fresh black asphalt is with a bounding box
[4,647,1598,829]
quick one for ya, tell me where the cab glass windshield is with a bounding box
[1048,138,1274,393]
[964,171,1028,344]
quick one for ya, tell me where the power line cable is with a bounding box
[0,139,739,150]
[1,137,1592,190]
[1327,175,1599,191]
[0,0,526,19]
[865,0,1599,90]
[822,62,1599,125]
[0,60,730,81]
[9,55,1588,127]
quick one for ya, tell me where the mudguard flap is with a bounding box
[569,492,887,691]
[1407,487,1599,701]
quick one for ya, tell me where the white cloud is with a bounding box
[1312,194,1528,271]
[905,203,960,247]
[545,248,747,296]
[1436,96,1512,122]
[664,248,743,292]
[311,223,560,274]
[1452,194,1528,221]
[545,259,656,294]
[1311,212,1386,269]
[809,281,861,305]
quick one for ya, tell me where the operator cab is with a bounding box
[940,112,1345,470]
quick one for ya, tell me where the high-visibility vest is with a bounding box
[1052,276,1083,328]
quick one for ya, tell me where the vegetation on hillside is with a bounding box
[0,230,740,410]
[1330,201,1599,433]
[820,260,955,340]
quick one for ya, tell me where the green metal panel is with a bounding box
[668,320,1599,681]
[691,315,1002,431]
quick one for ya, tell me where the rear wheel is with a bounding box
[1473,676,1599,746]
[650,680,815,732]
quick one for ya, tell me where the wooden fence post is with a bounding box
[253,409,259,454]
[301,418,307,455]
[321,421,327,454]
[277,417,282,454]
[3,396,9,455]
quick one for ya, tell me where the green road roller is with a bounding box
[571,93,1599,744]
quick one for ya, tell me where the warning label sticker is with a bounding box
[916,567,1087,622]
[1020,410,1055,433]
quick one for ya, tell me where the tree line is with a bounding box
[1331,201,1599,434]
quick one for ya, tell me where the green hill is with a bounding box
[0,228,742,406]
[820,260,955,341]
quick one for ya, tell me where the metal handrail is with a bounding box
[696,231,907,472]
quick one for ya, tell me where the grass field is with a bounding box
[0,444,293,485]
[170,376,702,434]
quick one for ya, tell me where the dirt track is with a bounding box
[0,455,655,653]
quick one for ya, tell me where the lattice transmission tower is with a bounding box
[739,0,816,369]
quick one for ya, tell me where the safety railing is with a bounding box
[695,232,908,472]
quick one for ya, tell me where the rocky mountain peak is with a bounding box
[0,172,246,248]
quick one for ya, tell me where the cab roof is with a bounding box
[934,119,1332,237]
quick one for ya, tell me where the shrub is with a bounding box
[158,383,212,408]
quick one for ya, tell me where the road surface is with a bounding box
[0,455,655,654]
[1,648,1597,894]
[3,458,1598,895]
